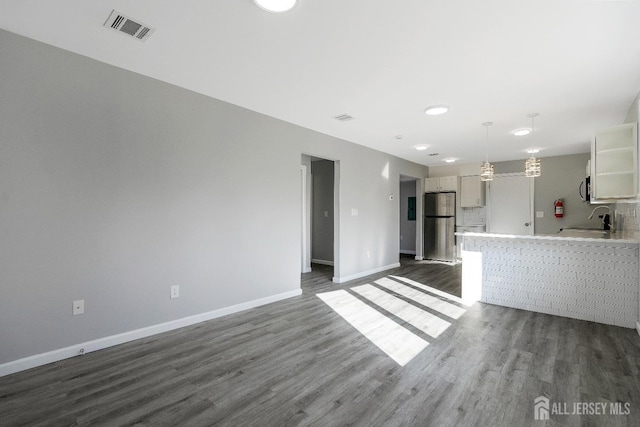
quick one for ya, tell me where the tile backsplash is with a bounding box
[462,206,486,225]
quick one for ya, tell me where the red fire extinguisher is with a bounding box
[554,199,564,218]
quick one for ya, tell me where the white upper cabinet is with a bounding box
[425,177,440,192]
[439,176,458,192]
[425,176,457,192]
[591,122,638,201]
[460,175,486,207]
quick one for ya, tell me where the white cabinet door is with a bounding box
[425,178,440,192]
[426,176,458,192]
[460,175,485,207]
[439,176,458,192]
[591,122,638,201]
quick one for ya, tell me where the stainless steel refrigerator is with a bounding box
[424,192,456,261]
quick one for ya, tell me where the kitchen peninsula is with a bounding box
[458,232,640,331]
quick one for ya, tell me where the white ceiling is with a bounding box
[2,0,640,166]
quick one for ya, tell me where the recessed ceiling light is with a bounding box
[415,145,428,151]
[424,105,449,116]
[444,158,456,163]
[254,0,297,13]
[513,129,531,136]
[527,148,540,154]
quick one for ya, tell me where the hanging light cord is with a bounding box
[485,123,490,162]
[530,115,535,153]
[524,113,541,178]
[482,121,492,161]
[480,121,494,181]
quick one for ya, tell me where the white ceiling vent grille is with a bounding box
[103,10,155,42]
[333,114,355,122]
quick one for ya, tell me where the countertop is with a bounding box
[455,231,640,244]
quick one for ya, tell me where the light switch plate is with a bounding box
[536,211,544,218]
[171,285,180,299]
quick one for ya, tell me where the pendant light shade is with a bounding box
[524,113,541,178]
[254,0,297,13]
[480,121,494,181]
[525,156,541,177]
[480,161,495,181]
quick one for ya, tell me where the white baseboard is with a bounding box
[312,259,334,266]
[302,266,312,273]
[414,256,424,261]
[332,262,401,284]
[636,321,640,337]
[0,289,302,378]
[399,250,416,255]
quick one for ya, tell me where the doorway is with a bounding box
[486,173,535,235]
[399,176,418,257]
[301,155,339,281]
[311,159,335,267]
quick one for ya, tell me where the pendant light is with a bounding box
[480,121,494,181]
[524,113,541,178]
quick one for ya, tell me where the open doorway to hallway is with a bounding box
[399,175,418,258]
[399,175,423,263]
[301,155,338,283]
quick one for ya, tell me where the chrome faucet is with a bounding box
[588,205,614,231]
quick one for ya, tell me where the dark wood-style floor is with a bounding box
[1,255,640,426]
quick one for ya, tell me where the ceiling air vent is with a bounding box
[333,114,355,122]
[103,10,155,42]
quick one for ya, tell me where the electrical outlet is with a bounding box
[171,285,180,299]
[73,300,84,315]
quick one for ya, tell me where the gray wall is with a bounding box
[493,154,608,234]
[399,180,417,253]
[0,30,427,365]
[311,160,334,262]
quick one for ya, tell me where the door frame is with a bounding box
[486,172,535,235]
[300,164,312,273]
[398,176,423,259]
[300,155,340,281]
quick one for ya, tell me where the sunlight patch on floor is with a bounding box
[351,284,451,338]
[317,290,428,366]
[374,277,466,319]
[389,275,473,307]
